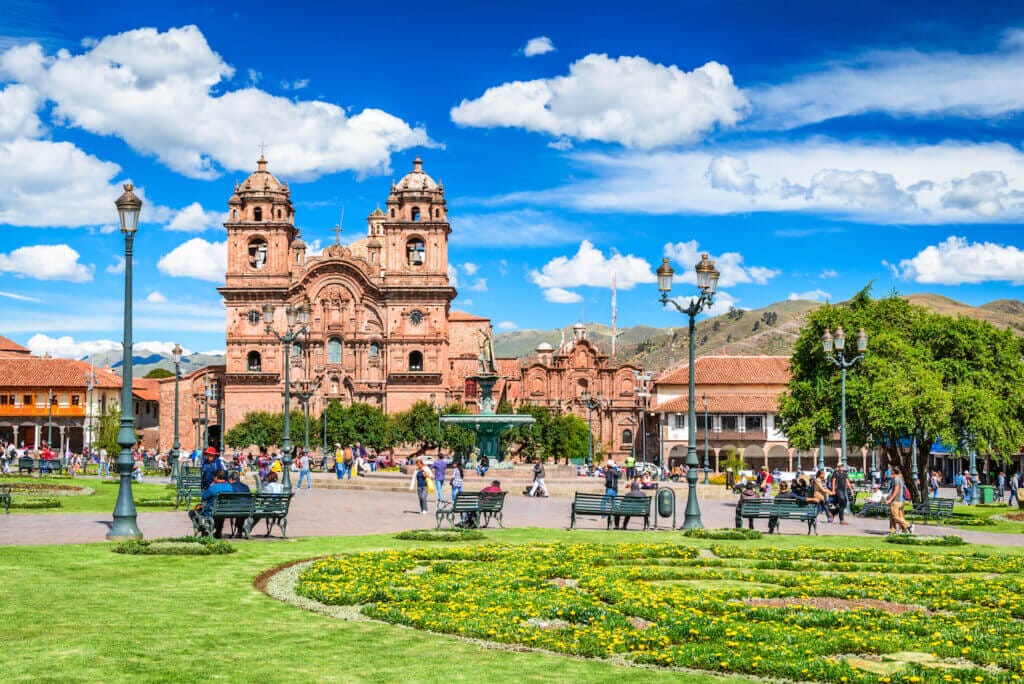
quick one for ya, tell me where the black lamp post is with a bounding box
[701,392,710,484]
[294,379,318,454]
[821,326,868,468]
[107,183,143,541]
[84,369,97,463]
[263,300,310,494]
[580,390,605,467]
[657,252,721,529]
[171,343,182,482]
[46,389,55,448]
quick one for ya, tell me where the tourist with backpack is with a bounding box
[886,466,913,535]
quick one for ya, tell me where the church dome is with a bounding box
[536,342,553,352]
[241,156,288,195]
[394,157,438,194]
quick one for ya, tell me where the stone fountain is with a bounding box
[440,330,534,462]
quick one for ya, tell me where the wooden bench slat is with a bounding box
[570,492,652,530]
[435,491,506,530]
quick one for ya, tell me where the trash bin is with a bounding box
[978,485,994,504]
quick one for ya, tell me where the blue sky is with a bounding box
[3,0,1024,358]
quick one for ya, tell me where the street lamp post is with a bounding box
[46,389,56,448]
[632,371,652,464]
[84,369,97,466]
[430,393,443,461]
[580,390,604,467]
[107,183,143,541]
[202,376,212,450]
[701,392,710,484]
[263,300,310,494]
[171,344,182,482]
[294,380,317,454]
[658,253,720,529]
[821,327,868,469]
[219,386,225,457]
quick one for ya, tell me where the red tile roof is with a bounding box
[655,393,780,413]
[448,310,490,322]
[0,336,30,355]
[659,356,790,386]
[132,378,161,402]
[0,357,121,389]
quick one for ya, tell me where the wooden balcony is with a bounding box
[707,429,767,442]
[0,405,86,418]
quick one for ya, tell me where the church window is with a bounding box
[232,209,237,219]
[411,207,420,221]
[247,310,261,325]
[327,338,342,363]
[390,208,395,218]
[408,350,423,372]
[330,376,339,394]
[277,209,282,219]
[464,379,478,398]
[247,351,262,372]
[434,208,439,217]
[369,342,380,358]
[254,207,263,221]
[576,379,588,396]
[248,238,268,270]
[406,238,425,266]
[622,429,633,446]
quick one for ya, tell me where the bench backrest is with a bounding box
[451,492,482,511]
[573,492,615,514]
[612,496,651,514]
[210,492,255,515]
[773,499,813,516]
[479,492,506,511]
[18,457,33,467]
[740,499,776,514]
[924,498,955,513]
[253,493,292,515]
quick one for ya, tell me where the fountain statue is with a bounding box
[439,329,534,462]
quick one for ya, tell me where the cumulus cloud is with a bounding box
[452,210,583,247]
[897,236,1024,285]
[788,289,831,302]
[522,36,556,57]
[466,278,488,292]
[451,53,747,148]
[447,264,459,288]
[543,287,583,304]
[749,29,1024,130]
[496,321,518,330]
[530,240,655,292]
[157,238,226,282]
[462,262,479,276]
[819,269,839,279]
[26,333,193,359]
[0,83,42,140]
[145,291,167,303]
[1,25,430,179]
[165,202,225,232]
[0,244,93,282]
[663,241,779,287]
[105,255,125,275]
[494,141,1024,224]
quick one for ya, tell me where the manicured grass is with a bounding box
[0,476,175,514]
[948,501,1024,533]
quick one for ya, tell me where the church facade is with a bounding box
[158,156,643,461]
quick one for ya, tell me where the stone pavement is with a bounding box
[1,480,1021,547]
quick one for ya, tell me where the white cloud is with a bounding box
[452,210,583,247]
[165,202,225,232]
[26,333,194,359]
[0,244,93,282]
[0,290,41,302]
[547,138,573,151]
[498,259,509,276]
[749,29,1024,130]
[246,68,261,85]
[522,36,556,57]
[788,289,831,302]
[447,264,459,288]
[0,138,136,227]
[673,290,738,317]
[461,262,479,276]
[0,83,42,140]
[663,240,779,287]
[1,26,431,180]
[819,269,839,279]
[451,53,747,148]
[497,321,518,330]
[466,278,488,292]
[707,156,757,194]
[157,238,226,283]
[458,298,473,307]
[898,236,1024,285]
[543,287,583,304]
[281,78,309,90]
[530,240,655,292]
[105,255,125,274]
[145,291,167,303]
[496,141,1024,224]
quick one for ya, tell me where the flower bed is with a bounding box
[112,536,235,555]
[8,498,61,509]
[682,527,762,540]
[296,542,1024,682]
[884,534,965,546]
[2,481,89,495]
[394,529,485,542]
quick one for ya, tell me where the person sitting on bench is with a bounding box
[615,478,649,530]
[735,481,760,529]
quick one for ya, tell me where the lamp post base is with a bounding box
[106,519,143,541]
[680,477,704,530]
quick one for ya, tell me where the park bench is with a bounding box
[175,475,203,509]
[1,485,9,514]
[191,491,293,539]
[570,492,651,530]
[740,498,818,535]
[436,491,507,529]
[906,497,955,525]
[249,492,293,538]
[17,457,33,474]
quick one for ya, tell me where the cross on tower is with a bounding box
[258,141,266,158]
[333,207,345,245]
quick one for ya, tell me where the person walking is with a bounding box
[602,457,620,517]
[830,463,855,525]
[996,471,1006,501]
[624,453,636,481]
[98,447,109,477]
[296,450,312,490]
[450,461,464,502]
[432,455,448,504]
[410,459,433,514]
[812,469,833,523]
[962,470,974,505]
[887,466,913,535]
[1008,472,1019,507]
[528,460,549,497]
[929,470,941,499]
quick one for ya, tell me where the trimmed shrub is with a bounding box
[394,529,485,542]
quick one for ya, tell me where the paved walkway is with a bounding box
[1,484,1021,547]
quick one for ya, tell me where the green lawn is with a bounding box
[1,476,176,514]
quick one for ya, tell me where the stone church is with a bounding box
[159,155,643,461]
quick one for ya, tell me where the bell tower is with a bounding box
[381,157,450,284]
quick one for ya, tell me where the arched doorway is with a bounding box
[743,444,765,469]
[767,445,790,472]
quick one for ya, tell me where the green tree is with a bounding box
[544,413,590,464]
[322,401,390,450]
[93,402,121,455]
[390,400,441,457]
[225,411,278,450]
[144,368,174,379]
[511,404,554,462]
[778,287,1024,500]
[439,403,476,458]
